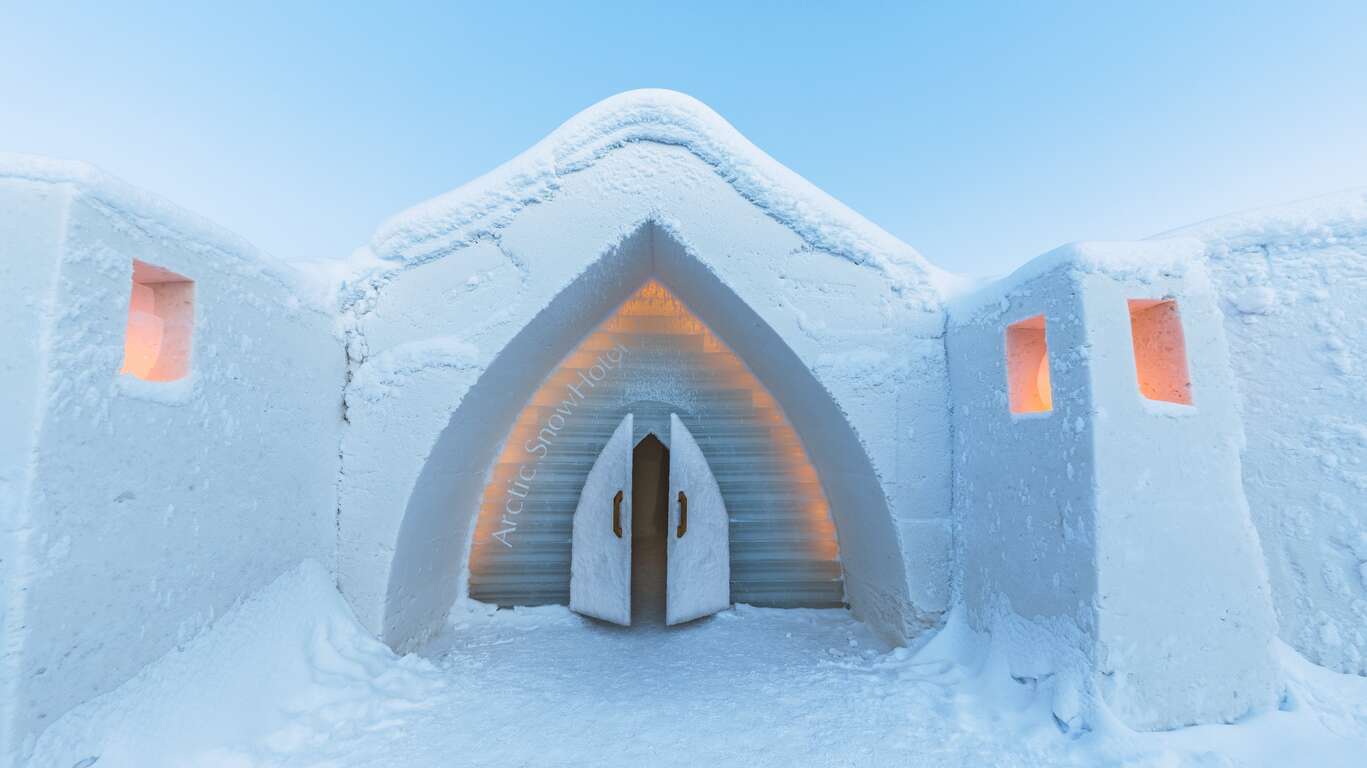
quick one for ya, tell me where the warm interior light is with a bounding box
[469,279,841,603]
[1005,314,1053,414]
[122,311,164,379]
[1128,299,1192,405]
[1036,352,1053,411]
[119,261,194,382]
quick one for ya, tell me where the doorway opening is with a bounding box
[468,279,843,612]
[631,434,670,625]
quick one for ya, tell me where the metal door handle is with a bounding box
[613,490,624,538]
[676,491,687,538]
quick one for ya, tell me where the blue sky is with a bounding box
[3,2,1364,275]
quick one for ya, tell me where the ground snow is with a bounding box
[29,563,1367,768]
[28,562,442,768]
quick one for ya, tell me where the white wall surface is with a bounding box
[340,141,954,650]
[0,178,71,768]
[947,261,1101,726]
[1165,192,1367,675]
[0,162,344,766]
[1078,252,1277,729]
[948,243,1278,730]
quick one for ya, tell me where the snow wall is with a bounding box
[0,157,345,767]
[946,241,1279,730]
[339,91,955,650]
[1160,192,1367,676]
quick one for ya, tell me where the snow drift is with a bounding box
[27,561,442,768]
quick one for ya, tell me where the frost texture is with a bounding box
[666,413,731,624]
[364,89,958,301]
[1157,188,1367,675]
[569,414,634,625]
[28,562,442,768]
[29,577,1367,768]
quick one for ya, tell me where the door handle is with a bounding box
[613,490,624,538]
[676,491,687,538]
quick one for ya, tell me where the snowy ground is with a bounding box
[29,562,1367,768]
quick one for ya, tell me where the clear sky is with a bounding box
[3,1,1364,276]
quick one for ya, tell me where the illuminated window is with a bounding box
[1128,299,1191,405]
[120,260,194,381]
[1006,314,1053,414]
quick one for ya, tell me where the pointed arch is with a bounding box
[380,222,909,648]
[466,278,844,609]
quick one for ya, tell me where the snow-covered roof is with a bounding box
[2,153,254,258]
[368,89,957,296]
[1154,187,1367,254]
[0,152,329,309]
[949,188,1367,319]
[947,238,1209,321]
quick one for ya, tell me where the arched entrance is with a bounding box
[468,280,843,622]
[372,222,915,650]
[630,432,671,624]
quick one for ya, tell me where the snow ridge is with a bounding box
[1154,187,1367,254]
[0,152,332,311]
[368,89,954,295]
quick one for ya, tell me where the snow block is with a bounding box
[1161,190,1367,676]
[0,156,345,768]
[948,241,1279,730]
[340,117,955,650]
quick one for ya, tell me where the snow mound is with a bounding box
[367,89,955,295]
[27,561,444,768]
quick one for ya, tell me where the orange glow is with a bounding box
[1006,315,1053,414]
[121,283,163,379]
[470,279,841,578]
[1035,352,1053,411]
[1128,299,1192,405]
[122,310,164,379]
[119,261,194,382]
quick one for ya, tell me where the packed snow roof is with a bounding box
[948,237,1209,321]
[1155,187,1367,253]
[367,89,959,297]
[0,152,328,310]
[952,188,1367,318]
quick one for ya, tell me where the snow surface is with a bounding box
[9,91,1367,765]
[340,155,946,650]
[28,562,1367,768]
[569,413,634,625]
[948,242,1281,729]
[1158,187,1367,254]
[665,413,731,624]
[1155,189,1367,676]
[0,153,329,309]
[1,160,344,764]
[361,89,959,301]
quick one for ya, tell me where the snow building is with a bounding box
[3,90,1365,763]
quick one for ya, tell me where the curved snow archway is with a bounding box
[467,279,844,609]
[380,223,910,649]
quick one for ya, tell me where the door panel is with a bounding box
[570,413,634,625]
[666,413,731,624]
